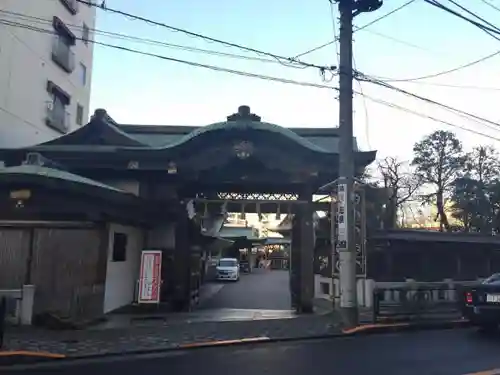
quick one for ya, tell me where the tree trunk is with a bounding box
[436,191,450,232]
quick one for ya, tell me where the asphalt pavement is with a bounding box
[200,268,291,311]
[5,328,500,375]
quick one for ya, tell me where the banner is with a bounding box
[332,187,366,277]
[138,250,162,304]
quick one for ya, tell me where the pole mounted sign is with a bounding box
[332,187,366,277]
[138,250,162,304]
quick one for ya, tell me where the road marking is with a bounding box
[0,350,65,358]
[463,369,500,375]
[178,336,271,348]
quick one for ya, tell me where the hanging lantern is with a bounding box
[167,161,177,174]
[240,203,246,220]
[275,204,281,221]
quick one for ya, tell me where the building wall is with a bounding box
[0,225,106,321]
[103,223,143,313]
[0,0,96,148]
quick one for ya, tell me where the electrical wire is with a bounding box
[293,0,416,58]
[374,0,500,82]
[479,0,500,13]
[356,91,500,142]
[369,49,500,82]
[352,56,371,149]
[75,0,335,72]
[445,0,500,34]
[4,9,498,143]
[424,0,500,40]
[0,9,308,69]
[356,73,500,131]
[353,0,416,34]
[376,80,500,91]
[329,0,340,67]
[0,19,340,91]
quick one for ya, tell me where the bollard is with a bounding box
[0,296,6,349]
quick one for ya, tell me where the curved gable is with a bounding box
[152,106,334,154]
[39,109,147,147]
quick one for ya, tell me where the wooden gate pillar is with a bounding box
[173,212,191,311]
[298,190,315,313]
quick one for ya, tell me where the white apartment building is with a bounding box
[0,0,96,148]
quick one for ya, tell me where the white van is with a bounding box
[216,258,240,281]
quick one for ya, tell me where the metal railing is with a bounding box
[46,104,70,133]
[372,282,470,323]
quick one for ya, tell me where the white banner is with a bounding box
[138,250,162,304]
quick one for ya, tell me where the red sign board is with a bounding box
[138,250,162,304]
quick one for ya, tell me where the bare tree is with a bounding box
[412,130,466,232]
[377,156,421,228]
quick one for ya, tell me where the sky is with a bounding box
[89,0,500,164]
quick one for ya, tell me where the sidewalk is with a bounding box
[2,314,343,357]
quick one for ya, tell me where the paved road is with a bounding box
[201,268,291,310]
[5,329,500,374]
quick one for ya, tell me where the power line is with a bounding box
[0,9,306,69]
[375,80,500,91]
[353,0,416,33]
[480,0,500,13]
[369,49,500,82]
[293,0,416,58]
[446,0,500,34]
[371,0,500,82]
[357,73,500,131]
[5,10,497,143]
[75,0,335,72]
[0,19,340,91]
[424,0,500,40]
[357,90,500,142]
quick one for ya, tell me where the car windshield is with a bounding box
[482,273,500,284]
[219,260,237,267]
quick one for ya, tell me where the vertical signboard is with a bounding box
[332,187,366,277]
[138,250,162,304]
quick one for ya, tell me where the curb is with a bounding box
[0,351,66,366]
[0,319,471,366]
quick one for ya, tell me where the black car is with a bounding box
[461,273,500,329]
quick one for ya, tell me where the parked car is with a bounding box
[216,258,240,281]
[461,273,500,330]
[239,260,250,273]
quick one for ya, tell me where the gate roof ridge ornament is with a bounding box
[226,105,261,122]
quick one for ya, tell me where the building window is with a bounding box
[112,233,128,262]
[79,63,87,85]
[76,104,84,125]
[52,17,76,73]
[82,23,89,45]
[58,0,79,15]
[46,81,70,133]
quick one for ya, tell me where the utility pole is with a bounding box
[336,0,382,328]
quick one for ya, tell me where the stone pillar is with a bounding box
[20,285,35,325]
[298,190,314,313]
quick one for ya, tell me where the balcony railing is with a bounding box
[51,35,75,73]
[59,0,79,14]
[45,103,70,133]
